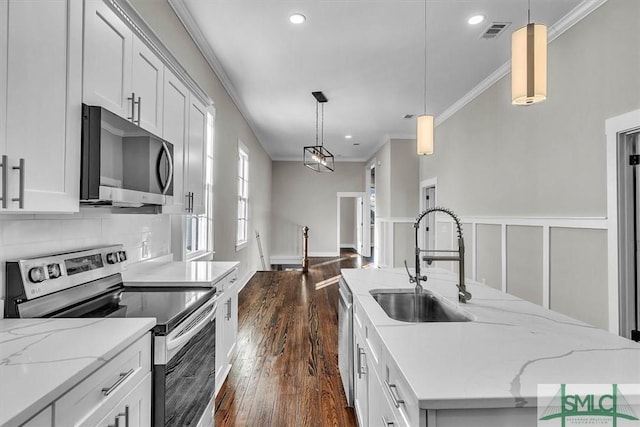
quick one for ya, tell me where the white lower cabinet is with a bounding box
[215,269,240,395]
[55,333,152,427]
[94,373,151,427]
[351,298,418,427]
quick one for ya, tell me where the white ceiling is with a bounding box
[176,0,590,161]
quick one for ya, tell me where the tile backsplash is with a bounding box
[0,207,171,303]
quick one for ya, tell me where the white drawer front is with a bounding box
[55,333,151,427]
[384,353,419,427]
[93,372,152,427]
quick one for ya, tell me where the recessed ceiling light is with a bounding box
[353,143,360,146]
[468,15,486,25]
[345,135,352,139]
[289,13,306,24]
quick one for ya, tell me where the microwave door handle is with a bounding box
[159,141,173,195]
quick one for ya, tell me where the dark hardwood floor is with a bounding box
[215,250,371,426]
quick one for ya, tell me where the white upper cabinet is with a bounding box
[0,0,82,213]
[162,70,188,213]
[84,0,164,136]
[186,96,207,215]
[132,37,164,136]
[83,0,132,119]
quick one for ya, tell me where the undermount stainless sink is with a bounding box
[370,289,472,323]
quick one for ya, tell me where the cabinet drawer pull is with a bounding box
[11,158,25,209]
[385,381,405,408]
[0,155,7,208]
[101,369,134,396]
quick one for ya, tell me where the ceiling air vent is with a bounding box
[403,114,415,119]
[480,22,511,39]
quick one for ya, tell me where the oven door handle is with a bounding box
[166,298,218,352]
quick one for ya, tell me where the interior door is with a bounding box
[356,196,364,255]
[633,133,640,341]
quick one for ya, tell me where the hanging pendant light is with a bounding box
[511,0,547,105]
[303,91,334,172]
[417,0,434,155]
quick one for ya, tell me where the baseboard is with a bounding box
[340,244,357,250]
[309,251,339,257]
[270,255,301,265]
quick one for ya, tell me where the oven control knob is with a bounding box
[118,251,127,262]
[106,252,118,264]
[47,263,61,279]
[28,267,46,283]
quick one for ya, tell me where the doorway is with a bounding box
[617,129,640,342]
[337,192,366,256]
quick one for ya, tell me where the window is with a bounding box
[236,142,249,249]
[186,108,215,258]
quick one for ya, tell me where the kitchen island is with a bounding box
[341,268,640,426]
[0,317,156,427]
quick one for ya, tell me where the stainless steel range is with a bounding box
[4,245,218,427]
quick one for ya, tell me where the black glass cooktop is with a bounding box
[119,287,216,335]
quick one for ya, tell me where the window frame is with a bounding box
[236,141,249,251]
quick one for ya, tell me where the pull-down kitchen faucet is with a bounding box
[407,207,472,303]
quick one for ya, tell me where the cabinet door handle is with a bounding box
[127,92,136,122]
[381,417,395,426]
[0,155,7,208]
[136,96,141,125]
[357,346,366,378]
[225,298,232,320]
[385,381,405,408]
[11,158,24,209]
[117,405,130,427]
[101,369,134,396]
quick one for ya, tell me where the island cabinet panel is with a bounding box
[0,0,82,213]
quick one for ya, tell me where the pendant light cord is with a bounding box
[423,0,427,115]
[315,100,319,146]
[321,103,324,147]
[527,0,531,24]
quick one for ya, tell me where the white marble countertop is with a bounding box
[122,260,239,286]
[0,317,156,427]
[341,268,640,410]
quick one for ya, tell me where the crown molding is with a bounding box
[167,0,269,156]
[436,0,608,128]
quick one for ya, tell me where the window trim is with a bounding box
[236,140,249,251]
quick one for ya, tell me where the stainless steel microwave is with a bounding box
[80,104,173,207]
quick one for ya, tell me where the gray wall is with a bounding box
[129,0,272,275]
[368,138,419,219]
[419,0,640,329]
[271,161,365,258]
